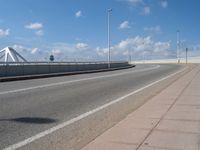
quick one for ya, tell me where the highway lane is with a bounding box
[0,64,183,149]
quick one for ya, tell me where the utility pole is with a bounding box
[107,8,112,68]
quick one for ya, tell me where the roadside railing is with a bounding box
[0,61,130,78]
[0,61,127,66]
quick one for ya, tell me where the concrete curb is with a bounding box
[0,65,135,82]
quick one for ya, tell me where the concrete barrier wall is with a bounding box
[0,62,129,77]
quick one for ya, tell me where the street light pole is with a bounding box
[186,48,188,64]
[177,30,180,63]
[108,8,112,68]
[128,49,131,62]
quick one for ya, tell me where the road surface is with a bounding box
[0,64,183,149]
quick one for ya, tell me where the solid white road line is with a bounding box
[3,66,186,150]
[0,65,160,95]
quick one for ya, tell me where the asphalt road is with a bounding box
[0,64,183,149]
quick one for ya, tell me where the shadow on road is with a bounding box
[0,117,57,124]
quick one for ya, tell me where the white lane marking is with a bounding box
[3,66,186,150]
[0,65,160,95]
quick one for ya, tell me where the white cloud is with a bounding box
[127,0,143,5]
[25,22,44,36]
[96,36,171,59]
[75,10,82,18]
[116,36,153,52]
[154,42,170,53]
[13,44,40,54]
[76,42,88,50]
[96,47,108,56]
[119,21,131,29]
[11,44,43,61]
[31,48,39,54]
[35,30,44,36]
[126,0,151,16]
[143,6,151,15]
[25,22,43,30]
[51,49,63,56]
[144,25,162,34]
[13,45,27,52]
[47,42,97,61]
[0,29,9,38]
[10,36,173,61]
[160,0,168,8]
[51,43,75,53]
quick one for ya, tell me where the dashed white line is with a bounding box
[3,66,186,150]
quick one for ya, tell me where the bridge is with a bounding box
[0,63,196,150]
[0,47,199,150]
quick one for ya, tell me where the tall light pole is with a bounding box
[128,49,131,62]
[186,48,188,64]
[177,30,180,63]
[107,8,112,68]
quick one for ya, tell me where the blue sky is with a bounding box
[0,0,200,61]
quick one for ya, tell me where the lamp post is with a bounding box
[128,49,131,62]
[177,30,180,63]
[186,48,188,64]
[107,8,112,68]
[142,42,145,64]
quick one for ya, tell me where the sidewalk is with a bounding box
[81,65,200,150]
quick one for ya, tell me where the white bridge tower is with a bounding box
[0,47,27,63]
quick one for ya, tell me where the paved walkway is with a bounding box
[82,65,200,150]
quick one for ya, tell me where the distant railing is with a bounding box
[132,56,200,64]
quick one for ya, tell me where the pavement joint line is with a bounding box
[0,65,160,96]
[135,65,199,150]
[3,66,186,150]
[176,104,200,106]
[163,118,200,123]
[142,145,179,150]
[155,128,200,135]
